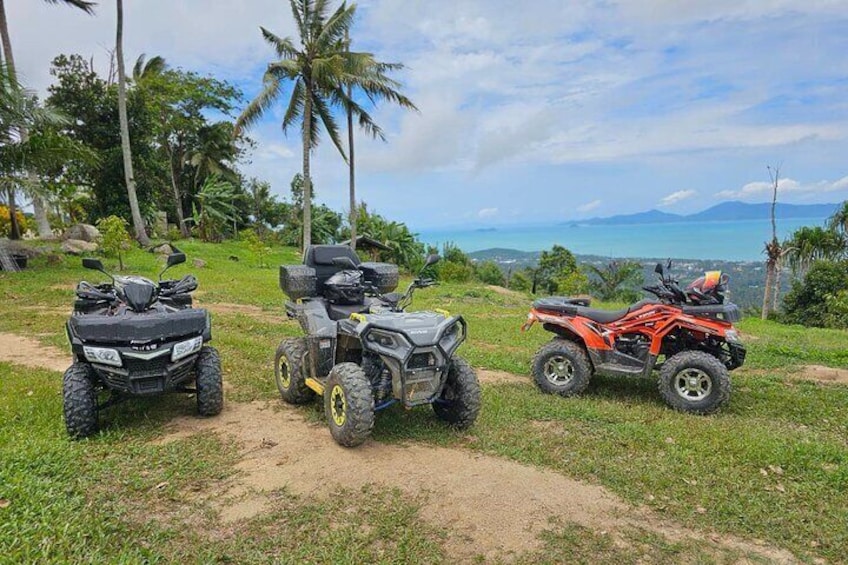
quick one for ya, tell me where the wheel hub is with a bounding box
[278,358,291,388]
[543,355,574,385]
[674,368,712,401]
[330,384,346,426]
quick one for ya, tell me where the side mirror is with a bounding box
[424,254,441,268]
[331,256,358,270]
[82,258,105,272]
[167,252,186,268]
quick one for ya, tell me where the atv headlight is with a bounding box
[725,329,742,344]
[83,346,122,367]
[366,330,398,349]
[171,336,203,362]
[438,321,463,353]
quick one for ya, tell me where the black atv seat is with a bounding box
[533,296,591,314]
[304,245,362,289]
[576,299,659,324]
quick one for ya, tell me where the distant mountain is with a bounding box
[579,201,839,226]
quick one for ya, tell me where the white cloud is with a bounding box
[659,189,697,206]
[478,207,499,218]
[577,200,602,213]
[716,175,848,199]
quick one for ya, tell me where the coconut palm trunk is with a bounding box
[167,147,189,237]
[115,0,150,245]
[345,29,356,251]
[301,91,312,252]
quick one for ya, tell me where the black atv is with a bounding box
[276,245,481,447]
[63,252,223,438]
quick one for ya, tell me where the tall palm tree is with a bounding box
[236,0,415,251]
[0,0,96,238]
[782,225,844,277]
[343,29,415,251]
[762,166,783,319]
[828,201,848,236]
[115,0,149,245]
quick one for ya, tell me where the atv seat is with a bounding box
[327,302,371,321]
[575,299,659,324]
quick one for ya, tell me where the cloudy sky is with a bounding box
[8,0,848,229]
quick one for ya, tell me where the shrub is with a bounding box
[0,205,29,237]
[475,261,506,286]
[782,260,848,328]
[439,261,474,283]
[96,215,132,270]
[242,228,272,268]
[509,270,531,292]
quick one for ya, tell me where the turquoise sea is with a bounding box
[417,218,830,262]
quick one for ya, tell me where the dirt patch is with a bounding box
[485,285,525,299]
[156,401,796,563]
[795,365,848,385]
[477,369,528,385]
[0,332,70,372]
[20,305,69,316]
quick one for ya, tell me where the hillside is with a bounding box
[579,200,838,226]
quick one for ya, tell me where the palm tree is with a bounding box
[762,166,782,319]
[114,0,150,245]
[828,201,848,236]
[783,226,845,277]
[0,66,76,239]
[187,121,238,190]
[585,260,643,302]
[192,175,240,242]
[236,0,416,251]
[342,29,415,251]
[0,0,96,238]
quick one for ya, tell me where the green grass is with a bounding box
[2,240,848,562]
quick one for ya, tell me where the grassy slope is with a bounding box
[1,240,846,563]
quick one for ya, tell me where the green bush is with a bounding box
[782,260,848,328]
[439,261,474,282]
[475,260,506,286]
[96,215,132,270]
[508,270,531,292]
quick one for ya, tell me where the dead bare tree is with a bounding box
[762,165,782,319]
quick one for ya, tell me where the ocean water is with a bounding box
[418,218,830,261]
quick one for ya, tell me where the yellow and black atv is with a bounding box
[276,245,481,447]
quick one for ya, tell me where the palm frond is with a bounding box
[312,93,345,161]
[235,71,282,134]
[281,79,306,134]
[43,0,96,14]
[260,27,300,59]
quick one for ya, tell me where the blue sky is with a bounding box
[10,0,848,230]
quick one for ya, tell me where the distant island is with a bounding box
[575,201,839,226]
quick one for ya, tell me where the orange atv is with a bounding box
[522,262,745,414]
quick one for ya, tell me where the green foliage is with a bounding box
[782,225,846,276]
[439,261,474,282]
[782,260,848,328]
[536,244,582,294]
[192,175,241,242]
[340,202,423,270]
[242,228,272,268]
[585,260,644,302]
[95,215,132,270]
[508,270,531,292]
[475,260,506,286]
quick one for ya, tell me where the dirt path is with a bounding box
[796,364,848,385]
[157,401,796,563]
[477,368,529,385]
[0,332,70,372]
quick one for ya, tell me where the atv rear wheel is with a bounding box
[196,346,224,417]
[433,356,481,429]
[324,363,375,447]
[274,338,314,404]
[659,351,730,415]
[532,338,592,396]
[63,362,98,439]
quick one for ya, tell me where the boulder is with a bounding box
[151,243,175,256]
[61,239,99,255]
[63,224,101,243]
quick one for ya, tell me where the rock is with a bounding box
[61,239,99,255]
[150,243,175,255]
[193,258,207,268]
[62,224,100,243]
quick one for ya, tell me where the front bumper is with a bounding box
[728,342,746,370]
[90,353,198,395]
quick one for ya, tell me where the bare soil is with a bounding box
[0,332,70,372]
[796,364,848,385]
[195,301,283,325]
[477,368,529,385]
[157,401,796,563]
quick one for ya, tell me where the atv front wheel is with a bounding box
[324,363,374,447]
[63,362,98,439]
[659,351,730,415]
[531,339,592,396]
[196,346,224,417]
[274,338,314,404]
[433,356,481,429]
